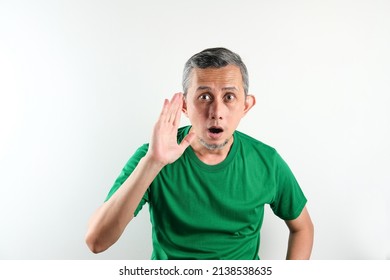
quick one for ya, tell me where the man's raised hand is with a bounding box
[147,93,195,166]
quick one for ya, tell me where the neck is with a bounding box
[191,135,234,165]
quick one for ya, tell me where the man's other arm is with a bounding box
[284,206,314,259]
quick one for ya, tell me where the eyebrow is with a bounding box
[196,86,238,92]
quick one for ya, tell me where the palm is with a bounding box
[149,93,195,165]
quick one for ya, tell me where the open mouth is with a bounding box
[208,127,224,134]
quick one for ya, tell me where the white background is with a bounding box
[0,0,389,260]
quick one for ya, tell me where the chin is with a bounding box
[198,137,231,151]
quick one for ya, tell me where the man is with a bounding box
[85,47,314,259]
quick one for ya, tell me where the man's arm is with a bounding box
[284,206,314,259]
[85,93,195,254]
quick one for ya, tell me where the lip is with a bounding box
[206,126,224,140]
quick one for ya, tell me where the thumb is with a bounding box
[179,132,196,151]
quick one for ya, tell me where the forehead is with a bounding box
[189,65,243,88]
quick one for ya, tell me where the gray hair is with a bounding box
[182,47,249,95]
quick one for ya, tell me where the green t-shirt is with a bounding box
[105,126,307,260]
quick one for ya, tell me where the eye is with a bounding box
[224,93,236,102]
[198,93,212,102]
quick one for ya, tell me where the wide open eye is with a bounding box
[224,93,236,102]
[198,93,212,102]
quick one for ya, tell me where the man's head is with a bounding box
[181,48,255,153]
[182,47,249,95]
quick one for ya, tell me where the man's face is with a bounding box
[183,65,255,152]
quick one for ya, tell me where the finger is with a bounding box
[166,93,181,123]
[159,99,169,118]
[157,98,170,125]
[179,132,196,152]
[160,92,178,122]
[171,93,183,127]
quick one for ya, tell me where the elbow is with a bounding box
[85,231,106,254]
[306,216,315,240]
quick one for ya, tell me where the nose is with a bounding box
[209,99,224,120]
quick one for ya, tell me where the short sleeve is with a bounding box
[104,144,150,217]
[270,152,307,220]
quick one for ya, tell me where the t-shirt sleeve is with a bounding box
[104,144,150,217]
[270,151,307,220]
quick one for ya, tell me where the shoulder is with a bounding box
[121,143,149,171]
[235,130,277,156]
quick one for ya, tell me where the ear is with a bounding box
[242,94,256,116]
[182,94,189,117]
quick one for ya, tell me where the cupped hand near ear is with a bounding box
[147,93,196,166]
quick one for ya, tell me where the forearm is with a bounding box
[85,153,164,253]
[286,225,314,260]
